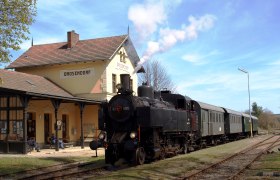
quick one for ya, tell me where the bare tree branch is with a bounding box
[138,59,177,92]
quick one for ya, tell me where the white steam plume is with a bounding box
[133,14,216,73]
[128,1,166,39]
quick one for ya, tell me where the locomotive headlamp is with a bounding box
[130,132,136,139]
[98,132,105,140]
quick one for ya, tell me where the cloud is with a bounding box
[182,50,220,65]
[128,1,167,39]
[185,15,216,39]
[182,54,201,63]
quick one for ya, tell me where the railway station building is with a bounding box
[0,30,140,154]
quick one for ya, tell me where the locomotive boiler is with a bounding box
[97,74,191,165]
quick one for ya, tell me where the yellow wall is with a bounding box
[106,46,138,100]
[17,61,107,98]
[17,46,138,101]
[27,100,99,144]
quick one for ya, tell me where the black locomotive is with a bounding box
[94,74,258,165]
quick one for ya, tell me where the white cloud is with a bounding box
[182,54,200,63]
[182,50,220,65]
[128,0,183,40]
[128,1,167,39]
[185,15,216,39]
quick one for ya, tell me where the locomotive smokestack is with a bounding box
[120,74,131,93]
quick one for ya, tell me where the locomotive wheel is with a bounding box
[136,147,145,165]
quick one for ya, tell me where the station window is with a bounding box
[120,51,126,63]
[0,120,7,134]
[112,74,116,93]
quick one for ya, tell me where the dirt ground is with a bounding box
[0,147,105,158]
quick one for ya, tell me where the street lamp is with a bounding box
[238,67,253,138]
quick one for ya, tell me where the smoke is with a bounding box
[132,14,216,73]
[128,2,166,40]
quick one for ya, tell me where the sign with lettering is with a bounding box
[116,62,129,72]
[60,68,94,79]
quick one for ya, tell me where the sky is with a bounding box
[2,0,280,114]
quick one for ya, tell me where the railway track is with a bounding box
[0,160,108,180]
[179,135,280,180]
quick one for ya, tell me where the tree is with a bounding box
[245,102,280,131]
[138,59,176,92]
[258,109,280,131]
[251,102,263,118]
[0,0,37,63]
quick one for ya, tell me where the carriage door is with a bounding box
[62,114,68,140]
[201,110,208,136]
[27,112,36,139]
[44,114,51,143]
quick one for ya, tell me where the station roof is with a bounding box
[7,34,139,69]
[0,69,101,104]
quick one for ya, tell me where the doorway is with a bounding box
[62,114,68,141]
[27,112,36,139]
[44,114,51,143]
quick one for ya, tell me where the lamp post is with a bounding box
[238,67,253,138]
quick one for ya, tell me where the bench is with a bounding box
[64,142,74,148]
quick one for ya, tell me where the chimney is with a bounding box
[67,30,79,48]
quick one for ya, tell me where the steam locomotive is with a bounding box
[93,74,258,165]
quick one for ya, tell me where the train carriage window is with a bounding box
[130,79,133,90]
[216,113,218,122]
[202,111,205,122]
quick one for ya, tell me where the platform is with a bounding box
[26,146,105,158]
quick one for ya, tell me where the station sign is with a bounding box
[60,68,95,79]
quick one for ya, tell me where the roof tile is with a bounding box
[7,35,128,69]
[0,69,73,98]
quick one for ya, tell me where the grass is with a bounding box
[243,151,280,180]
[93,135,274,180]
[251,152,280,171]
[0,156,104,175]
